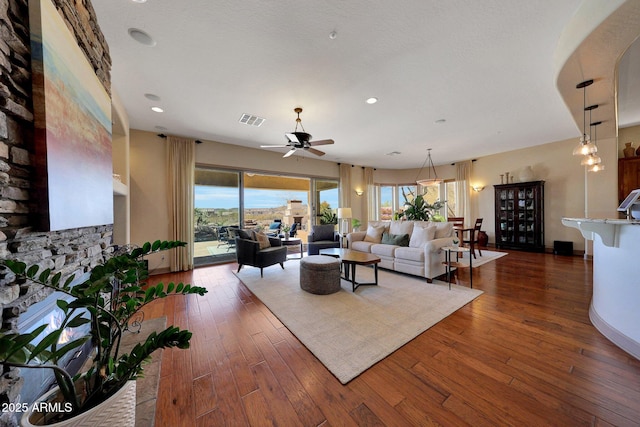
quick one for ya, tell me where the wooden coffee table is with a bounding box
[319,248,381,291]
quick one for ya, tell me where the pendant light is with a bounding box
[588,121,605,172]
[581,108,601,166]
[415,148,443,186]
[573,80,597,156]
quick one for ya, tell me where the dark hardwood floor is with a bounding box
[144,250,640,426]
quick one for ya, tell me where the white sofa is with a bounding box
[346,220,455,282]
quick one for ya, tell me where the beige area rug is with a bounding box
[454,249,508,267]
[121,316,166,427]
[235,261,483,384]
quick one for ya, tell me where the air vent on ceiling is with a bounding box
[239,114,265,127]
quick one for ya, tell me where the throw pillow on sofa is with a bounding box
[255,232,271,249]
[433,221,454,239]
[381,232,410,246]
[364,224,386,243]
[390,220,414,236]
[409,225,437,248]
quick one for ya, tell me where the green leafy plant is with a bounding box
[351,218,361,230]
[0,240,208,424]
[401,188,446,221]
[320,208,338,225]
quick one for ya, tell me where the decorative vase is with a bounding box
[452,240,459,248]
[477,231,489,247]
[21,380,136,427]
[624,142,636,157]
[519,166,534,182]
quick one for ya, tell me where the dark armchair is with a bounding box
[235,233,287,277]
[307,224,340,255]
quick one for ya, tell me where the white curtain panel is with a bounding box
[167,136,195,271]
[364,167,375,223]
[455,161,471,226]
[339,163,352,210]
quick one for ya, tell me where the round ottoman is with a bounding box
[300,255,341,294]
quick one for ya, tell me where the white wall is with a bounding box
[128,130,170,270]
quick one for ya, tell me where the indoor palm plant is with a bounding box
[0,240,207,426]
[401,188,446,221]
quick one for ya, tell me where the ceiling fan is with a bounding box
[261,107,334,158]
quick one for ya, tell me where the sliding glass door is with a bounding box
[312,179,339,225]
[194,168,241,265]
[193,167,339,266]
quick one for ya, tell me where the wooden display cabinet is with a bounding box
[494,180,545,252]
[618,157,640,205]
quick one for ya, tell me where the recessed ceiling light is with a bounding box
[366,97,378,104]
[128,28,156,46]
[329,31,337,40]
[435,119,446,124]
[131,0,147,3]
[144,93,161,101]
[151,106,163,113]
[386,151,401,156]
[155,126,167,131]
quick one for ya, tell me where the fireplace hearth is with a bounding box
[15,272,93,406]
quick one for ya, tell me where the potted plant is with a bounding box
[0,240,208,426]
[351,218,361,232]
[401,188,446,221]
[320,209,338,225]
[281,224,291,239]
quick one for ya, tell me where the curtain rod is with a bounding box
[157,133,202,144]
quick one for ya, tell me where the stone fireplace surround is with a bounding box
[0,0,113,424]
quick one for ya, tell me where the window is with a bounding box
[374,183,453,220]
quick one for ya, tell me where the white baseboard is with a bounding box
[589,302,640,360]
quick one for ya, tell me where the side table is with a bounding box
[443,246,473,289]
[281,237,303,259]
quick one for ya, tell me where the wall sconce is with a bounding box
[355,189,364,196]
[472,185,485,192]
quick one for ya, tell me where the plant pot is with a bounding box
[21,380,136,427]
[477,231,489,247]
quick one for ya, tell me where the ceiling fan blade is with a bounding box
[305,147,325,156]
[308,139,334,146]
[260,144,291,148]
[283,148,297,158]
[285,133,300,143]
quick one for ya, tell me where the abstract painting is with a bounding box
[29,0,112,231]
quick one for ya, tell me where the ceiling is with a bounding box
[91,0,640,169]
